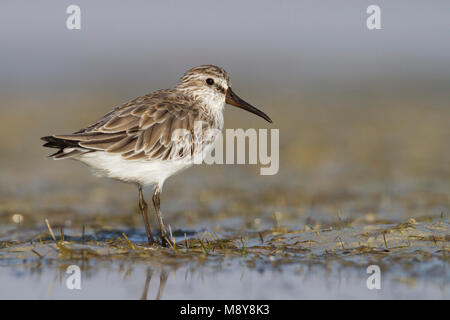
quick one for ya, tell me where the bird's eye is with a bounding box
[206,78,214,85]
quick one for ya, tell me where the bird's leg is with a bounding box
[138,185,155,245]
[152,186,170,246]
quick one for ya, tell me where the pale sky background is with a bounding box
[1,0,449,94]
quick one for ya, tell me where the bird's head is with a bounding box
[177,65,272,123]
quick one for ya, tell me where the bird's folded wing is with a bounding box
[54,92,205,161]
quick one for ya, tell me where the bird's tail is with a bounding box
[41,136,86,159]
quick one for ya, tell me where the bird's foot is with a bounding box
[160,230,172,247]
[146,237,156,246]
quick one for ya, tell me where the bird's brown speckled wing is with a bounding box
[49,89,211,161]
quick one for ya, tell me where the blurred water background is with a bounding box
[0,0,449,299]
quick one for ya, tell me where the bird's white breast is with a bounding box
[78,152,193,188]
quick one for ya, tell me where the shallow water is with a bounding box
[1,216,448,299]
[1,259,447,299]
[0,88,449,299]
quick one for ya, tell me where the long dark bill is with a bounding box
[225,88,272,123]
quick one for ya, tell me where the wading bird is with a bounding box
[42,65,272,245]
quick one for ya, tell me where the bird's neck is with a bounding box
[178,88,225,129]
[201,101,224,129]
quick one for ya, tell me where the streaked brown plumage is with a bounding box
[45,89,214,162]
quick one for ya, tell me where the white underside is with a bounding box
[77,152,193,188]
